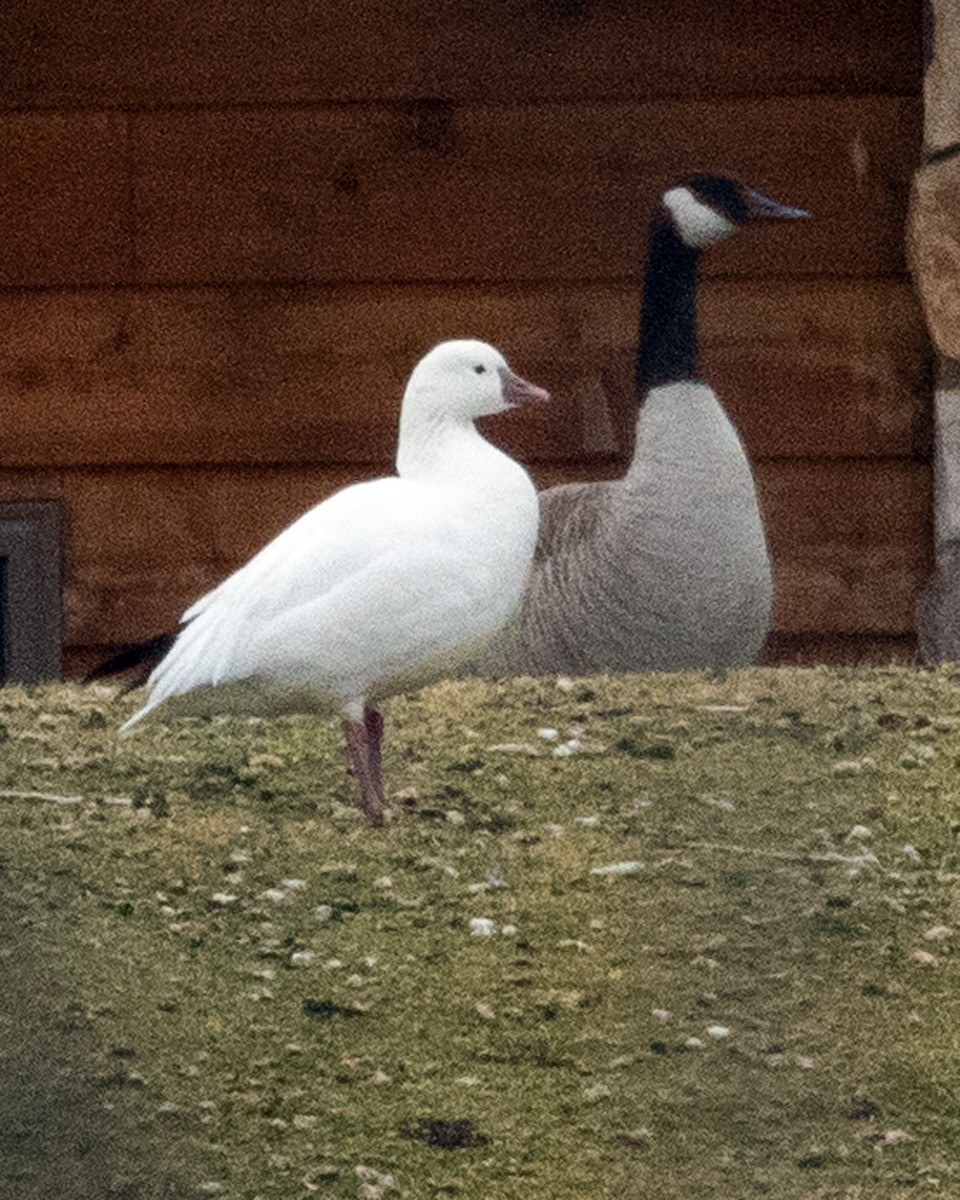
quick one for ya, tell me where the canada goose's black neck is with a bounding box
[634,213,702,398]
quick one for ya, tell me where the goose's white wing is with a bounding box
[123,475,502,727]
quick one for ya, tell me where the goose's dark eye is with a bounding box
[473,364,486,374]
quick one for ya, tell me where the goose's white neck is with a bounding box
[397,409,494,482]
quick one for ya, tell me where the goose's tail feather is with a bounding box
[84,631,176,692]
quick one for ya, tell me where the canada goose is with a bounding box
[466,174,809,675]
[120,341,548,822]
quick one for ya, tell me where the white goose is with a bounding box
[121,340,549,822]
[468,174,809,675]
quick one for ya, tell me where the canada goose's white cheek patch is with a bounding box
[663,187,737,248]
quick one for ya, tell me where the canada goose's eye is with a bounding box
[473,364,486,374]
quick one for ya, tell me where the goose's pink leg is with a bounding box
[342,707,385,824]
[364,706,384,794]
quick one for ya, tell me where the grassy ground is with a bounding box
[0,666,958,1200]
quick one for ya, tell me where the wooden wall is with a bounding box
[0,0,927,673]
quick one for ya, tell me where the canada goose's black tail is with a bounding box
[84,631,176,691]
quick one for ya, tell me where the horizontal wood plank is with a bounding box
[0,281,930,468]
[57,458,931,647]
[130,97,920,287]
[0,0,921,111]
[761,633,918,665]
[0,113,130,287]
[0,96,920,289]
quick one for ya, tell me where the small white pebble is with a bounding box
[652,1008,670,1021]
[290,950,315,967]
[314,904,333,921]
[261,888,289,904]
[346,973,365,987]
[322,958,343,969]
[445,809,465,825]
[702,794,735,811]
[545,823,565,837]
[469,917,498,937]
[370,1069,391,1084]
[355,1165,396,1198]
[924,925,953,940]
[833,760,863,777]
[455,1074,480,1086]
[363,954,379,967]
[706,1025,730,1039]
[198,1184,225,1196]
[157,1101,178,1114]
[475,1002,496,1020]
[796,1055,815,1069]
[884,1129,911,1144]
[373,876,393,889]
[500,924,517,936]
[609,1053,637,1069]
[911,949,939,966]
[685,1036,705,1049]
[590,860,643,876]
[555,675,575,692]
[281,878,306,891]
[902,843,921,861]
[574,815,600,827]
[553,743,576,758]
[537,727,559,741]
[210,893,237,906]
[847,824,872,841]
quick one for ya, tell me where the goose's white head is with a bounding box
[662,174,809,249]
[405,339,551,421]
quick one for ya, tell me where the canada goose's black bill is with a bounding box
[500,369,551,409]
[744,188,810,221]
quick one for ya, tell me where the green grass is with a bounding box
[1,666,959,1199]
